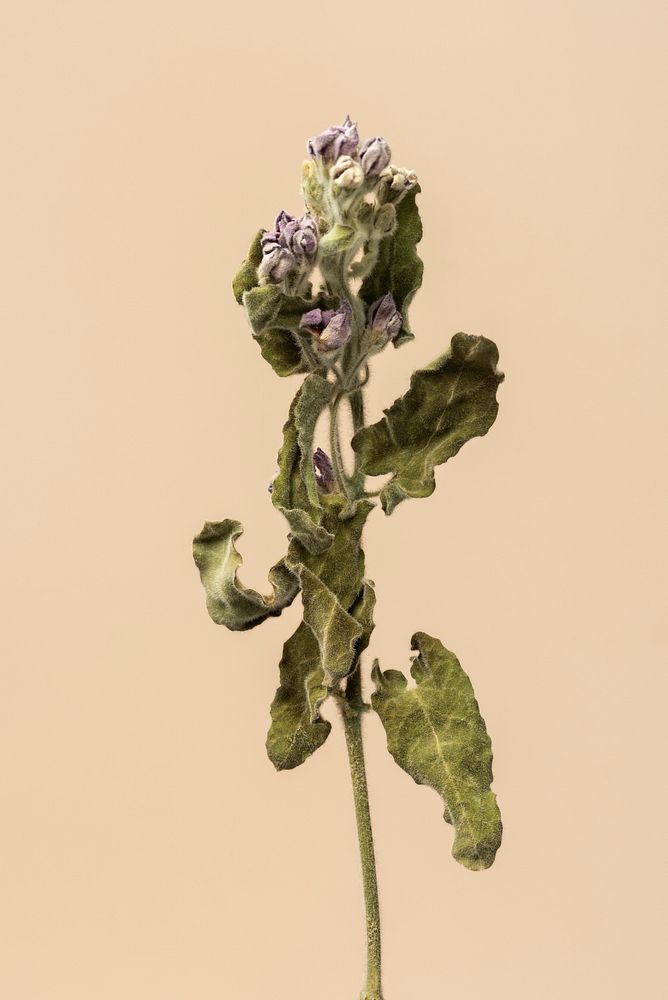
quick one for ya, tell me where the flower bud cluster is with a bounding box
[254,118,414,368]
[304,116,417,230]
[259,210,318,283]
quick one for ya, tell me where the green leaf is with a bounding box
[360,185,423,347]
[298,564,363,688]
[266,496,374,770]
[242,284,310,378]
[272,374,334,553]
[352,333,504,514]
[232,229,264,305]
[371,632,502,871]
[265,622,331,770]
[192,520,299,631]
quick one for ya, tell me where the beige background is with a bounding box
[1,2,667,997]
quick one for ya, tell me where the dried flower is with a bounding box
[331,155,365,190]
[308,114,359,161]
[378,164,418,203]
[313,448,335,493]
[259,211,318,282]
[359,137,392,178]
[368,293,402,342]
[299,300,353,351]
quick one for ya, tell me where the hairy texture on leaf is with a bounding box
[242,284,311,377]
[232,229,264,305]
[352,333,503,514]
[267,496,374,770]
[372,632,502,871]
[360,185,423,347]
[265,622,331,770]
[298,565,363,688]
[272,375,334,553]
[192,520,299,631]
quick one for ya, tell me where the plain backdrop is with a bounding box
[1,2,667,998]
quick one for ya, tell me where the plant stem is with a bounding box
[331,249,382,997]
[339,685,383,1000]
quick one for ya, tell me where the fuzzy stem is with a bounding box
[339,690,383,1000]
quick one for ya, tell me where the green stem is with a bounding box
[329,390,351,498]
[339,687,383,1000]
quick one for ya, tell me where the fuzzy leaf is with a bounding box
[265,622,331,770]
[271,374,334,553]
[232,229,264,305]
[242,284,310,378]
[266,496,373,770]
[352,333,503,514]
[298,565,363,688]
[360,185,423,346]
[372,632,502,871]
[192,520,299,631]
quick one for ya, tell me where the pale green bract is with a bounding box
[372,632,502,871]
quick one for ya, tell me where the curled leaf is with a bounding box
[265,622,331,770]
[271,375,334,553]
[352,333,503,514]
[372,632,502,871]
[192,520,299,631]
[359,184,423,347]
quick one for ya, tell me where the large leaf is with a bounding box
[371,632,502,871]
[360,185,423,347]
[271,374,334,554]
[266,496,374,770]
[352,333,503,514]
[192,520,299,631]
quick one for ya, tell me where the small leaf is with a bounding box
[352,333,504,514]
[371,632,502,871]
[272,375,334,553]
[349,579,376,663]
[360,185,423,346]
[267,495,373,770]
[319,223,356,257]
[193,520,299,631]
[232,229,264,305]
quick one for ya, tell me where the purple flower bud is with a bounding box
[313,448,335,493]
[259,211,318,282]
[259,245,295,282]
[308,115,359,162]
[274,210,296,233]
[359,136,392,178]
[320,300,353,350]
[368,293,402,341]
[300,301,352,351]
[281,214,318,258]
[299,307,336,333]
